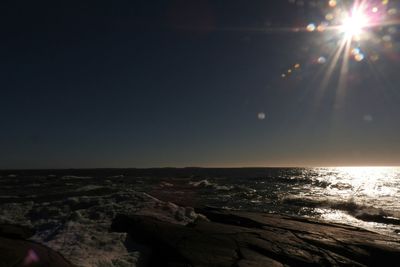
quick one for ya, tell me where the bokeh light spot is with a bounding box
[388,27,397,34]
[329,0,337,8]
[382,35,392,42]
[388,8,397,15]
[354,53,365,61]
[317,23,327,32]
[257,112,266,120]
[351,48,361,55]
[307,23,316,32]
[318,56,327,64]
[325,13,334,20]
[23,249,39,265]
[363,114,373,122]
[370,54,379,61]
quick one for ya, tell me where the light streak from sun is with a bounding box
[315,1,373,110]
[278,0,400,91]
[340,4,369,39]
[298,0,399,105]
[276,0,400,122]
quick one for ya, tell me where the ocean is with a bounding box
[136,167,400,237]
[1,167,399,266]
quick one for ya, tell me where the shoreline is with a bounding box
[1,170,400,266]
[2,207,400,266]
[111,208,400,266]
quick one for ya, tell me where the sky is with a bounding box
[1,0,400,169]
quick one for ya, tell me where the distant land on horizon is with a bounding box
[1,165,399,173]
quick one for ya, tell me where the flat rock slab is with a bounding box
[111,209,400,267]
[0,224,74,267]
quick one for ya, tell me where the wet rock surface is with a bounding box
[111,209,400,267]
[0,224,74,267]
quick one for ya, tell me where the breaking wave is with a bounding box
[283,197,400,225]
[188,179,256,193]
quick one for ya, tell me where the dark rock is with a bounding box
[0,224,35,240]
[0,224,75,267]
[111,210,400,267]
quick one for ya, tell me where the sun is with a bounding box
[340,6,369,39]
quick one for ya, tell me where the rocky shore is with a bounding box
[1,171,400,267]
[111,208,400,267]
[0,224,74,267]
[2,208,400,266]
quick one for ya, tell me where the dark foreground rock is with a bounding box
[0,224,74,267]
[111,209,400,267]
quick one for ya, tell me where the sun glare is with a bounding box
[341,8,368,38]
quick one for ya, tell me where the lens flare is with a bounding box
[340,7,369,39]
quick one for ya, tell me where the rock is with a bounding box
[111,209,400,267]
[0,224,75,267]
[0,224,35,240]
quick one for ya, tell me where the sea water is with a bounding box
[141,167,400,237]
[2,167,399,236]
[1,166,400,265]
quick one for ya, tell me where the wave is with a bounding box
[0,188,204,267]
[283,197,400,225]
[267,176,332,188]
[188,179,233,191]
[188,179,258,193]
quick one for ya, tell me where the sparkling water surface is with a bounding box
[1,167,400,237]
[141,167,400,237]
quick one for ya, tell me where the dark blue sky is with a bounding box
[1,0,400,168]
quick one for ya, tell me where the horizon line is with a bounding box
[1,165,400,171]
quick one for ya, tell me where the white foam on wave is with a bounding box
[189,179,233,191]
[282,195,400,236]
[0,189,204,267]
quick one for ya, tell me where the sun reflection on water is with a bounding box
[293,167,400,236]
[327,166,399,198]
